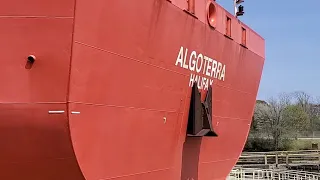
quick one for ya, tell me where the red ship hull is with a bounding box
[0,0,265,179]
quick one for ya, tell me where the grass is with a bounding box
[288,139,320,151]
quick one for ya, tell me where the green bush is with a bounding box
[244,137,274,152]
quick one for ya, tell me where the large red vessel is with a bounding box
[0,0,265,179]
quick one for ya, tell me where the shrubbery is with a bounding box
[247,91,320,151]
[244,137,320,152]
[244,138,275,152]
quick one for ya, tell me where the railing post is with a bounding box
[286,153,289,166]
[275,153,278,167]
[252,171,255,180]
[318,151,320,164]
[264,154,268,165]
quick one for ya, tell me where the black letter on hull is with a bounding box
[187,83,217,137]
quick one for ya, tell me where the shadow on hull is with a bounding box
[181,137,202,180]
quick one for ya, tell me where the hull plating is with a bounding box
[0,0,265,179]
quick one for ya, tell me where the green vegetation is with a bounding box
[245,91,320,151]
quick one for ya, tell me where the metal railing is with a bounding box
[227,168,320,180]
[238,150,320,168]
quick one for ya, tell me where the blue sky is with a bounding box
[218,0,320,100]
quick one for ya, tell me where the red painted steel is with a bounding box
[0,0,265,179]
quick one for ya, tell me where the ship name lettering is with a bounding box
[189,73,213,90]
[175,46,226,90]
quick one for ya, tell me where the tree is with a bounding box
[253,93,309,150]
[282,105,310,138]
[294,91,312,113]
[247,92,320,151]
[293,92,320,134]
[250,100,268,134]
[254,93,291,150]
[311,97,320,129]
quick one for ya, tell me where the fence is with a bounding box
[227,168,320,180]
[238,150,320,169]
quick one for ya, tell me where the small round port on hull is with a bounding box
[25,55,36,69]
[27,55,36,63]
